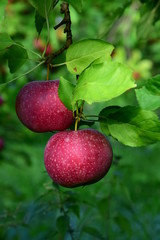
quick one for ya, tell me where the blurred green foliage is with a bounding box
[1,0,160,239]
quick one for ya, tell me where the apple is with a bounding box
[0,138,4,150]
[133,71,141,80]
[44,129,113,188]
[0,96,4,106]
[45,44,52,56]
[33,38,53,56]
[15,80,74,132]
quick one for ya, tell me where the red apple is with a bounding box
[45,44,52,56]
[33,38,53,56]
[0,96,4,106]
[44,129,113,188]
[133,71,141,80]
[15,80,74,132]
[0,138,4,150]
[34,38,44,53]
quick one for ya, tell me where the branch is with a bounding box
[45,2,72,64]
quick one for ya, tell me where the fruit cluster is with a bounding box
[16,80,113,188]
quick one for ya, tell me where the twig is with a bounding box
[0,61,45,86]
[45,2,72,64]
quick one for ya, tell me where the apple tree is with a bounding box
[1,0,160,239]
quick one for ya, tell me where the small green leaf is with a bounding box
[66,39,114,75]
[69,204,80,218]
[6,45,28,73]
[56,215,69,235]
[0,0,8,23]
[58,77,75,110]
[35,11,46,35]
[100,106,160,147]
[83,226,104,239]
[135,75,160,110]
[145,74,160,95]
[29,0,53,17]
[63,0,83,13]
[135,87,160,110]
[137,10,155,41]
[0,33,14,51]
[72,61,136,105]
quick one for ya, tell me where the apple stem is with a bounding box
[75,102,79,131]
[75,119,79,131]
[76,102,79,116]
[74,101,82,131]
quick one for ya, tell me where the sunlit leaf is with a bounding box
[135,87,160,110]
[145,74,160,95]
[72,61,136,105]
[135,75,160,110]
[66,39,114,74]
[100,106,160,146]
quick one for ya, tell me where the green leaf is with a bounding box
[72,61,136,105]
[135,75,160,110]
[145,74,160,95]
[137,10,155,41]
[135,87,160,110]
[0,33,14,51]
[35,11,46,35]
[83,226,104,239]
[56,215,69,235]
[6,45,28,73]
[100,106,160,147]
[58,77,75,110]
[63,0,83,13]
[29,0,53,18]
[0,0,8,23]
[69,204,80,218]
[66,39,114,75]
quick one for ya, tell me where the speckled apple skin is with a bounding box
[44,129,113,188]
[15,80,74,132]
[0,138,4,150]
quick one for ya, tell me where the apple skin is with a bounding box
[0,138,4,150]
[15,80,74,132]
[44,129,113,188]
